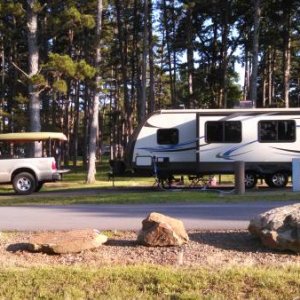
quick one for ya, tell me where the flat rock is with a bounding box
[248,203,300,252]
[28,229,108,254]
[137,212,189,247]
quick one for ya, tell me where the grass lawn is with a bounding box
[0,189,299,206]
[0,265,299,299]
[0,160,299,205]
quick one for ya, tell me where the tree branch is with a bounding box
[11,62,30,78]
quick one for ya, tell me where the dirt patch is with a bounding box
[1,230,300,268]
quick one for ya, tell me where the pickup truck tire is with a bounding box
[13,172,36,195]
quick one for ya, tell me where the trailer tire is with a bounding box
[245,172,257,189]
[265,172,288,188]
[13,172,36,195]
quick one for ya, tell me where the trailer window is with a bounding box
[205,121,242,143]
[157,128,179,145]
[258,120,295,142]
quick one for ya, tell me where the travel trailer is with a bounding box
[126,108,300,188]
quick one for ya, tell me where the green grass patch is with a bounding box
[0,189,300,206]
[0,265,299,299]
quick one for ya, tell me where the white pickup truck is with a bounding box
[0,132,69,195]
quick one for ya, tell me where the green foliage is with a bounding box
[30,74,47,89]
[65,6,82,24]
[64,6,95,29]
[81,14,96,29]
[53,79,68,94]
[32,0,43,14]
[15,94,28,105]
[46,53,76,78]
[0,2,24,17]
[75,60,96,80]
[45,53,95,81]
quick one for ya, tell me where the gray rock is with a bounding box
[28,229,108,254]
[248,204,300,252]
[137,212,189,247]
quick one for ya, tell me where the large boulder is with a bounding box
[137,212,189,247]
[248,204,300,252]
[28,229,108,254]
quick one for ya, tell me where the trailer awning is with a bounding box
[0,132,67,142]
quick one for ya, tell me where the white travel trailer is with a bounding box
[126,108,300,188]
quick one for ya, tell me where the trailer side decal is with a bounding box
[215,140,257,160]
[137,138,199,153]
[271,147,300,154]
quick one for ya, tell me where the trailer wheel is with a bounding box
[265,172,288,188]
[245,172,257,189]
[13,172,36,195]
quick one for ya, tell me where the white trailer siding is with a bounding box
[198,112,300,163]
[133,112,197,164]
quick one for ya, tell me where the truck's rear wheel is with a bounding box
[265,172,288,188]
[13,172,36,195]
[245,172,257,189]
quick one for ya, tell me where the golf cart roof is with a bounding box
[0,132,67,142]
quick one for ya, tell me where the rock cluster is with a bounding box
[137,212,189,246]
[248,203,300,252]
[28,229,108,254]
[24,213,188,254]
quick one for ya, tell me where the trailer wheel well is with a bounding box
[245,170,259,177]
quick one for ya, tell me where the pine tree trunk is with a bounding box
[219,0,229,108]
[115,0,132,144]
[267,46,273,106]
[171,0,177,106]
[148,0,155,113]
[158,30,166,109]
[27,0,42,157]
[163,0,175,106]
[86,0,102,184]
[73,81,80,166]
[249,0,261,108]
[211,21,218,107]
[82,85,90,168]
[63,86,71,166]
[243,47,250,101]
[139,0,148,123]
[186,4,194,108]
[0,35,4,132]
[131,0,138,120]
[262,64,267,107]
[283,12,291,108]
